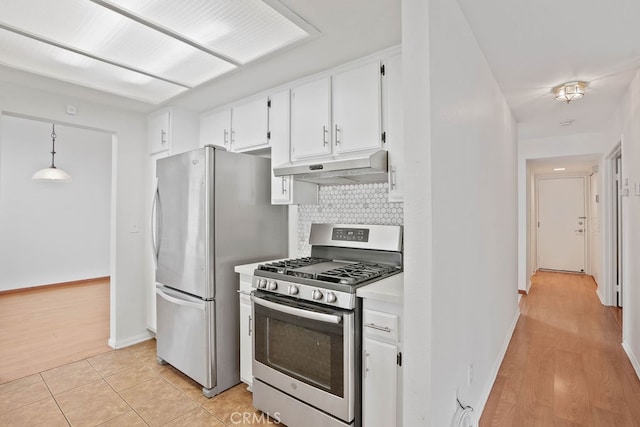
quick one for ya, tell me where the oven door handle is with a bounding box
[251,295,342,324]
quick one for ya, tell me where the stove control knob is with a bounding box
[288,285,299,296]
[267,281,278,291]
[312,289,324,301]
[326,291,337,303]
[257,279,267,289]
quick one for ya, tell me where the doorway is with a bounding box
[536,176,587,272]
[613,151,623,308]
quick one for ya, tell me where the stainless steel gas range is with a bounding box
[250,223,403,427]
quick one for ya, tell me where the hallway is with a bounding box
[480,271,640,426]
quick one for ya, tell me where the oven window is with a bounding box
[254,298,345,397]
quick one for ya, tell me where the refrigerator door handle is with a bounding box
[157,288,205,311]
[151,178,160,267]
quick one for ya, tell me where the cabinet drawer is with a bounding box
[363,309,399,342]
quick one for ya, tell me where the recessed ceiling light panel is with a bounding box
[0,0,236,87]
[553,167,566,171]
[107,0,311,63]
[0,28,186,104]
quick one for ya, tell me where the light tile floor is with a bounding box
[0,339,279,426]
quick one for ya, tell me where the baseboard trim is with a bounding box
[108,331,154,350]
[0,276,110,295]
[622,341,640,380]
[477,308,521,421]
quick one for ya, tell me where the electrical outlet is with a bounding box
[467,363,473,386]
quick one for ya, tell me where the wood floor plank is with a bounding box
[0,279,112,384]
[479,271,640,427]
[553,349,592,425]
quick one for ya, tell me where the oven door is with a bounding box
[252,291,355,423]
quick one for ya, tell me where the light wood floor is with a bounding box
[0,279,112,384]
[480,271,640,426]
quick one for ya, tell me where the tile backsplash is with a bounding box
[296,183,404,256]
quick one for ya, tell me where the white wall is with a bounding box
[518,132,617,292]
[0,116,111,291]
[0,81,151,348]
[402,0,519,425]
[617,68,640,377]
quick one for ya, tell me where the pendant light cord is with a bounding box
[50,124,57,169]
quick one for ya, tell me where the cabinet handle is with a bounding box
[223,129,228,145]
[364,322,391,332]
[335,124,341,145]
[248,315,252,336]
[322,125,328,146]
[390,166,397,190]
[161,129,167,145]
[364,351,370,376]
[231,130,235,147]
[281,176,288,194]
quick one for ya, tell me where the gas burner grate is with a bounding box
[257,257,330,275]
[316,263,398,285]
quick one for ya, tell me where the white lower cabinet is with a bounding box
[362,302,402,427]
[238,274,254,389]
[363,338,398,427]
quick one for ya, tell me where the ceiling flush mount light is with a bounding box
[32,124,72,183]
[553,81,587,103]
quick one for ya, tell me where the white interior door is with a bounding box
[537,177,586,272]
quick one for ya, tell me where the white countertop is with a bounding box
[356,273,404,305]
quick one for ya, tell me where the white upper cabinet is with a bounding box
[384,53,404,202]
[332,61,383,155]
[200,97,270,153]
[148,110,171,154]
[290,77,332,160]
[270,89,317,205]
[200,109,231,149]
[290,61,384,161]
[231,96,270,152]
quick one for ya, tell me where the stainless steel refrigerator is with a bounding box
[152,145,288,397]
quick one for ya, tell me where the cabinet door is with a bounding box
[363,337,398,427]
[270,90,292,203]
[239,293,253,387]
[149,110,171,154]
[385,53,404,201]
[290,77,332,160]
[332,61,382,155]
[231,97,270,152]
[200,109,231,149]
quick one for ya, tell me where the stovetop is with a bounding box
[252,224,403,308]
[257,257,398,285]
[255,257,401,293]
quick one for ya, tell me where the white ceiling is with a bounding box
[3,0,634,143]
[528,154,601,175]
[0,0,401,113]
[457,0,640,140]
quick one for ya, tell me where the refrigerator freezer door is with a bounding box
[156,286,215,389]
[156,147,214,298]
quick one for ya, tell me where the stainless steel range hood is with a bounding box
[273,149,388,185]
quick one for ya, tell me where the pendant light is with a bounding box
[32,124,72,183]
